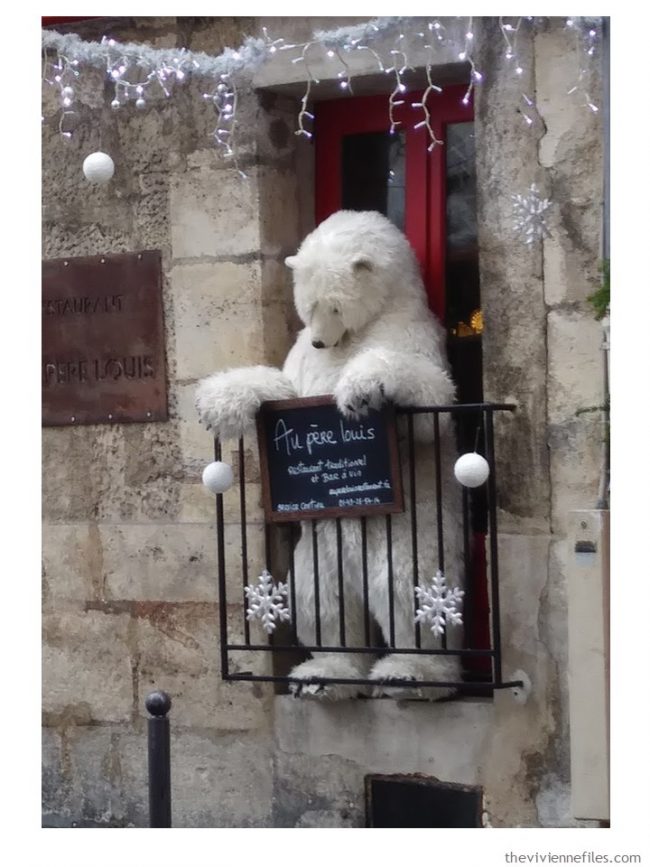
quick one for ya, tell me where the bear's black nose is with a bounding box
[312,340,325,349]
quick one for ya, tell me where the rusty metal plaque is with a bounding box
[42,250,168,426]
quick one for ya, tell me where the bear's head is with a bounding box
[285,210,424,349]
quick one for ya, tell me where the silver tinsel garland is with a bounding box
[42,17,603,170]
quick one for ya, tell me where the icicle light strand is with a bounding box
[42,17,604,165]
[565,16,601,113]
[411,64,444,152]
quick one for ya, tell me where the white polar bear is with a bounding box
[196,210,464,700]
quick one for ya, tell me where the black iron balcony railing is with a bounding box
[212,402,523,697]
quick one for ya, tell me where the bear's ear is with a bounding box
[352,257,373,273]
[284,255,298,270]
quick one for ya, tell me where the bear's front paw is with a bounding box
[334,371,386,418]
[195,366,296,439]
[195,373,256,439]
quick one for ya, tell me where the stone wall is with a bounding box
[42,16,301,827]
[42,16,604,827]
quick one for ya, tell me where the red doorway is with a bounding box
[313,85,491,679]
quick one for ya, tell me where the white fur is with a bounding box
[195,365,296,439]
[196,211,463,700]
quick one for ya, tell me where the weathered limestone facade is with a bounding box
[42,17,605,827]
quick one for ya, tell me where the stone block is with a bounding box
[172,270,266,379]
[101,523,220,602]
[177,382,219,467]
[488,392,551,531]
[172,259,262,312]
[42,727,69,826]
[535,24,602,189]
[272,748,364,827]
[42,428,97,522]
[170,165,260,259]
[134,604,272,732]
[260,254,297,307]
[273,696,493,784]
[261,299,296,370]
[169,729,273,826]
[543,228,602,308]
[177,481,218,524]
[42,725,147,827]
[42,522,103,605]
[254,93,300,163]
[49,713,275,829]
[548,416,602,535]
[114,103,178,174]
[131,183,170,251]
[98,519,268,603]
[42,608,133,723]
[258,166,301,257]
[43,423,185,525]
[494,533,552,658]
[547,309,604,424]
[178,480,263,525]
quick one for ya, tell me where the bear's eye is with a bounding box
[332,306,340,315]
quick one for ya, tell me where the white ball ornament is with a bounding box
[202,461,234,494]
[82,152,115,185]
[454,452,490,488]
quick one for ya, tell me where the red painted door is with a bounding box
[315,84,473,323]
[314,87,491,678]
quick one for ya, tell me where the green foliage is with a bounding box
[587,259,610,320]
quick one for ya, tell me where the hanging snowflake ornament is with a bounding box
[414,570,464,637]
[244,569,291,634]
[511,183,552,245]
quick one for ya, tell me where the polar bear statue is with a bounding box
[196,210,464,700]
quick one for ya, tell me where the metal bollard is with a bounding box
[145,690,172,828]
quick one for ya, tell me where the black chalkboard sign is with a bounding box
[257,395,404,523]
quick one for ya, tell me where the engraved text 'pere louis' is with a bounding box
[42,292,155,386]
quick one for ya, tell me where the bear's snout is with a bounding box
[312,340,325,349]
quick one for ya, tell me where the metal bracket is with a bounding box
[509,669,532,704]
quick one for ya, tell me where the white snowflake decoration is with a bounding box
[511,183,552,245]
[414,570,465,637]
[244,569,291,635]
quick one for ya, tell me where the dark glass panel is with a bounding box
[341,131,406,230]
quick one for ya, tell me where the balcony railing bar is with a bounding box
[226,673,523,690]
[238,438,250,645]
[214,438,229,682]
[226,643,496,657]
[461,486,473,647]
[312,519,321,646]
[432,411,447,651]
[407,414,421,649]
[386,513,395,647]
[397,403,516,413]
[336,518,346,647]
[484,408,503,685]
[288,521,298,644]
[361,516,371,645]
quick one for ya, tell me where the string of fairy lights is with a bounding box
[42,16,603,162]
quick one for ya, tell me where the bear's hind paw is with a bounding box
[288,655,370,701]
[369,655,459,701]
